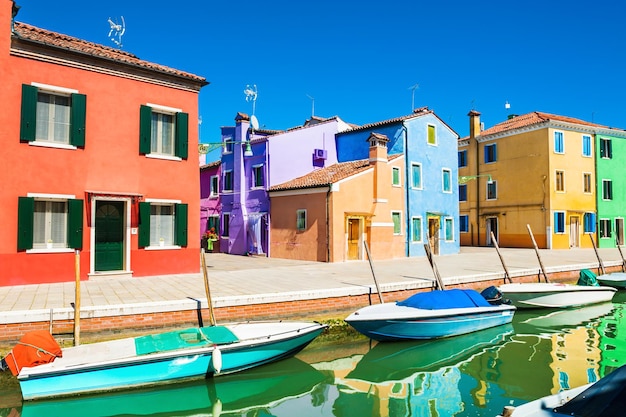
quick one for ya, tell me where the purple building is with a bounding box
[200,160,220,251]
[217,113,351,256]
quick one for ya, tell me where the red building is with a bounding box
[0,1,207,285]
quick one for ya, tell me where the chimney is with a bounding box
[367,132,390,202]
[468,110,481,139]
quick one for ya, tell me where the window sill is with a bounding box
[146,154,182,162]
[144,245,181,251]
[27,248,75,254]
[28,141,77,150]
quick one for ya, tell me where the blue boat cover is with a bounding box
[396,289,491,310]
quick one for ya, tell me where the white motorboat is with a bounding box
[596,272,626,288]
[497,282,616,309]
[498,363,626,416]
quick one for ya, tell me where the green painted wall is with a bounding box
[596,133,626,248]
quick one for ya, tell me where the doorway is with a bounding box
[347,218,361,260]
[569,216,580,248]
[428,217,440,255]
[95,201,125,271]
[486,217,498,247]
[616,218,624,246]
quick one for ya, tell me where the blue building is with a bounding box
[336,107,460,256]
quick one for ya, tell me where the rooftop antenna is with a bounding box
[107,16,125,48]
[409,83,419,111]
[244,84,258,116]
[505,100,511,110]
[306,94,315,117]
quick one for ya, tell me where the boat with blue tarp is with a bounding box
[345,289,516,341]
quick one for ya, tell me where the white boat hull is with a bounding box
[498,283,616,309]
[596,272,626,288]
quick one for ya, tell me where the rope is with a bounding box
[7,342,60,374]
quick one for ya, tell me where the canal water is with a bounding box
[1,291,625,417]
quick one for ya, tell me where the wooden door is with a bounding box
[569,216,580,248]
[347,218,360,260]
[428,217,440,255]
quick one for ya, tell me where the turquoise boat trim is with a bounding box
[135,326,239,356]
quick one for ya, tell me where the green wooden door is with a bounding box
[95,201,124,271]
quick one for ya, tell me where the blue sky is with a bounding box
[16,0,626,159]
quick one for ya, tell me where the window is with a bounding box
[427,124,437,145]
[459,184,467,202]
[252,164,264,188]
[445,218,454,241]
[603,180,613,200]
[555,171,565,192]
[411,163,422,189]
[392,211,402,235]
[223,170,233,192]
[139,104,188,159]
[554,131,564,154]
[210,175,219,197]
[442,169,452,193]
[583,173,592,194]
[484,143,497,163]
[392,167,401,186]
[599,219,611,238]
[411,217,422,242]
[20,84,86,147]
[458,150,468,167]
[17,196,83,251]
[582,135,592,157]
[600,138,612,159]
[223,136,234,153]
[460,215,469,233]
[583,213,596,233]
[207,216,219,235]
[296,209,307,231]
[487,180,497,200]
[554,212,565,234]
[222,213,230,237]
[138,202,188,248]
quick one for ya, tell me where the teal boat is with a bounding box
[6,321,326,400]
[19,356,327,417]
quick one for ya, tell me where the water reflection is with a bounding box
[1,292,625,417]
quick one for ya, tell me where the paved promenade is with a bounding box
[0,246,623,328]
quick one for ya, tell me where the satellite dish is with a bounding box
[250,114,259,130]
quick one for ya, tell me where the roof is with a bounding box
[269,154,402,192]
[479,111,607,137]
[344,107,434,133]
[200,160,220,170]
[12,22,207,85]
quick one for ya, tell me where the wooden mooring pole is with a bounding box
[526,224,549,283]
[364,241,384,304]
[73,250,81,346]
[491,231,512,284]
[201,249,217,326]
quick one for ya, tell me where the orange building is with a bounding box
[269,133,405,262]
[0,1,207,285]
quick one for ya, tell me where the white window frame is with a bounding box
[223,135,234,154]
[442,168,452,193]
[392,167,401,187]
[410,163,422,189]
[554,131,565,154]
[486,180,497,200]
[554,211,566,234]
[602,179,613,200]
[252,164,264,189]
[460,215,469,233]
[555,170,565,193]
[583,172,592,194]
[144,198,180,248]
[392,211,402,235]
[222,212,230,237]
[26,192,75,253]
[459,184,468,202]
[31,83,79,148]
[411,216,422,242]
[223,170,233,193]
[444,217,454,242]
[210,175,219,198]
[296,209,307,231]
[582,135,592,157]
[484,143,497,163]
[599,218,611,238]
[427,124,437,146]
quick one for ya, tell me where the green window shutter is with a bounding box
[20,84,38,142]
[139,105,152,155]
[17,197,34,250]
[70,93,87,147]
[175,112,189,159]
[67,199,84,249]
[175,203,188,247]
[138,202,151,248]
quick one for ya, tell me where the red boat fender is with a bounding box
[4,330,62,376]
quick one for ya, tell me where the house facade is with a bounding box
[1,1,206,285]
[269,134,405,262]
[459,110,625,249]
[216,113,351,256]
[335,108,460,256]
[200,160,221,252]
[595,132,626,248]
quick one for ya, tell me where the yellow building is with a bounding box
[459,111,600,249]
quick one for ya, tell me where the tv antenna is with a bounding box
[244,84,258,116]
[409,83,419,111]
[306,94,315,117]
[107,16,125,48]
[505,100,511,110]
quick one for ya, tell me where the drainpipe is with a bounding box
[326,185,331,262]
[475,136,480,246]
[403,125,410,256]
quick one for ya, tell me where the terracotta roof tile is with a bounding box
[346,107,433,133]
[269,154,402,192]
[480,111,607,136]
[13,22,206,84]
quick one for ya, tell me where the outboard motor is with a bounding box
[480,286,509,305]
